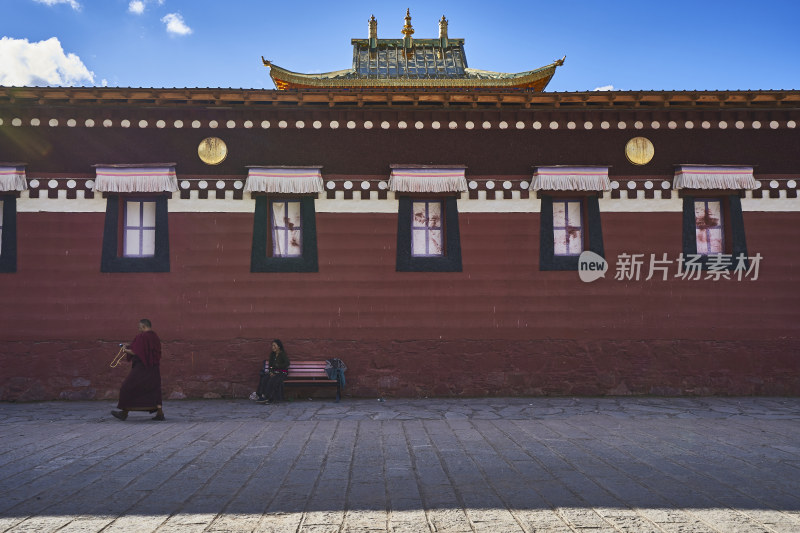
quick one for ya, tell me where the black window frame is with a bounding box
[251,195,318,273]
[396,195,462,272]
[101,194,170,273]
[539,194,605,271]
[681,193,747,268]
[0,195,18,273]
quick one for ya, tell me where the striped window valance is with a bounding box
[389,167,467,193]
[530,166,611,192]
[673,165,756,190]
[244,167,324,194]
[0,165,28,192]
[93,164,178,193]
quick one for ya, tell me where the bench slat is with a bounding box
[284,380,338,385]
[276,360,342,401]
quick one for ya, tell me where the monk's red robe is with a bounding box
[117,330,162,410]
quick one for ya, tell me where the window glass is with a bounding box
[125,200,140,225]
[695,199,724,254]
[271,200,302,257]
[123,200,157,257]
[141,229,156,255]
[553,199,583,256]
[101,195,169,273]
[411,200,444,257]
[396,196,461,272]
[142,201,157,226]
[251,196,318,272]
[124,229,140,256]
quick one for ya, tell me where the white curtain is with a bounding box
[246,168,323,193]
[674,165,756,190]
[531,167,610,191]
[390,168,467,193]
[0,166,27,191]
[94,166,178,192]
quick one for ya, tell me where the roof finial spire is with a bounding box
[401,8,414,50]
[368,14,378,51]
[438,15,449,49]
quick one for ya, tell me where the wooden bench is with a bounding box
[280,360,341,402]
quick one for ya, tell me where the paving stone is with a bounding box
[0,398,798,532]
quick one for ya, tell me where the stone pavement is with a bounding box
[0,397,799,533]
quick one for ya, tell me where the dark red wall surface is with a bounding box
[2,106,800,177]
[2,100,799,399]
[1,208,798,400]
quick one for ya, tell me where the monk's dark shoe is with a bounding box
[152,413,165,421]
[111,410,128,421]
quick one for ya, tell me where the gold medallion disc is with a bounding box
[625,137,654,166]
[198,137,228,165]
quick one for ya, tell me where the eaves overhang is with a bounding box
[1,87,799,111]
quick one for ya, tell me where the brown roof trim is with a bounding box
[92,163,177,168]
[1,87,799,110]
[390,164,467,169]
[244,165,323,169]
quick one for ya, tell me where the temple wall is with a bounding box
[1,207,798,401]
[1,101,799,400]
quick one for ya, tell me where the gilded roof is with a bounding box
[263,58,564,91]
[350,39,469,79]
[262,12,564,91]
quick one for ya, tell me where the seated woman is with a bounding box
[254,358,270,401]
[263,339,290,404]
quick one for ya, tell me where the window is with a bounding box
[552,199,584,256]
[396,196,462,272]
[101,195,170,272]
[681,194,747,264]
[270,200,303,258]
[694,199,724,255]
[251,196,318,272]
[411,200,444,257]
[123,199,157,257]
[539,195,604,271]
[0,196,17,273]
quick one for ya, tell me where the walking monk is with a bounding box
[111,318,165,421]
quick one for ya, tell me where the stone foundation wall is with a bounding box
[2,338,797,401]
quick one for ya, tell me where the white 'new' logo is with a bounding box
[578,251,608,282]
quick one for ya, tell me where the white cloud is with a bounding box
[0,37,94,87]
[593,85,615,91]
[161,13,192,36]
[128,0,163,14]
[33,0,81,10]
[128,0,145,14]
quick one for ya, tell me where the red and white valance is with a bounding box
[530,166,611,191]
[244,167,324,194]
[0,165,28,191]
[389,167,467,193]
[673,165,756,190]
[93,165,178,193]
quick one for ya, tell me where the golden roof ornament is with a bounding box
[437,15,449,56]
[261,11,565,91]
[401,8,414,50]
[368,14,378,51]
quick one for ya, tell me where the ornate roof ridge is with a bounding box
[262,11,564,91]
[262,58,564,90]
[351,38,466,45]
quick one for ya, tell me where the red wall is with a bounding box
[1,208,798,400]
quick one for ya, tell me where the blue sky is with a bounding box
[1,0,799,91]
